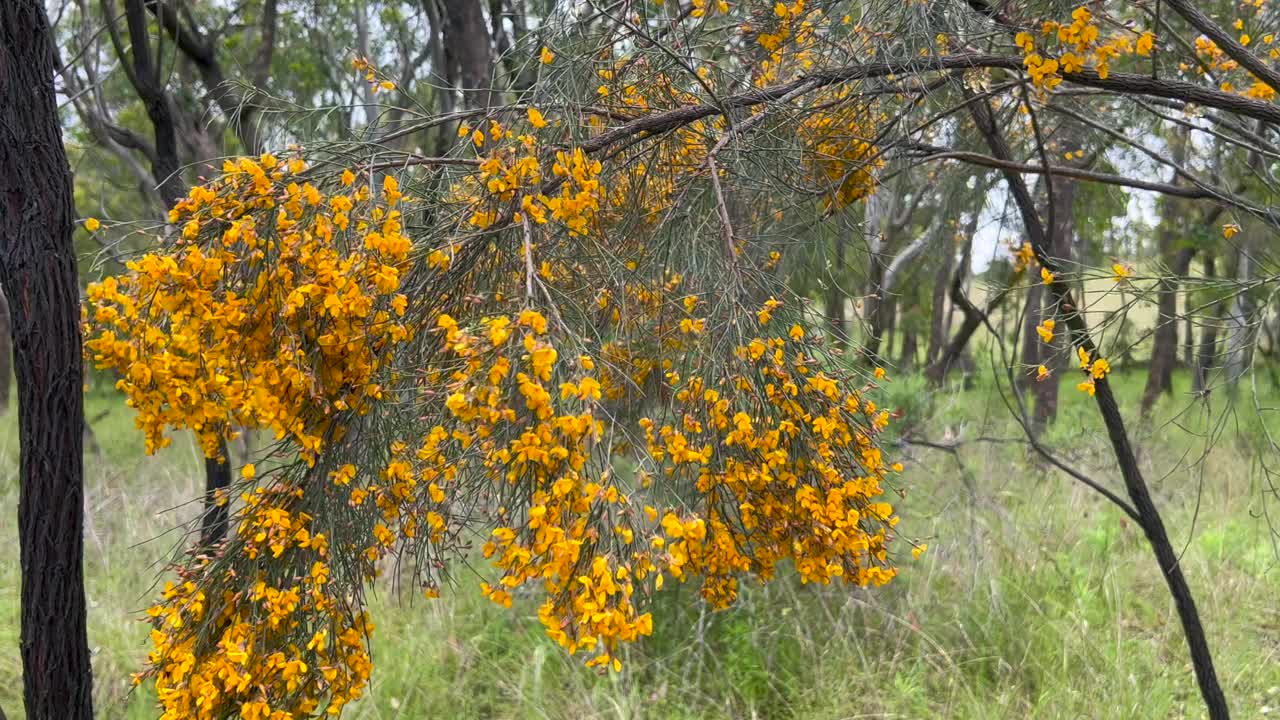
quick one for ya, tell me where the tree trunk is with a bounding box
[1184,311,1196,368]
[0,284,11,413]
[1141,247,1195,416]
[108,3,236,545]
[442,0,496,109]
[201,455,231,545]
[860,191,890,363]
[1,2,95,716]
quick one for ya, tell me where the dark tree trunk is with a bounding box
[108,2,234,545]
[442,0,495,109]
[201,454,231,545]
[1,2,95,716]
[883,298,897,360]
[861,255,887,363]
[118,0,186,206]
[0,284,11,413]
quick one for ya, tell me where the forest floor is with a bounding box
[2,366,1279,719]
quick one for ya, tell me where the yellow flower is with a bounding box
[527,107,549,129]
[1222,223,1240,239]
[1111,263,1131,282]
[1077,346,1091,369]
[540,46,555,64]
[789,324,804,341]
[1036,319,1055,343]
[873,367,887,381]
[1077,378,1096,396]
[84,217,101,232]
[241,464,256,479]
[1040,267,1054,285]
[911,544,928,559]
[1136,31,1155,56]
[1036,364,1051,382]
[1090,357,1111,379]
[341,169,356,186]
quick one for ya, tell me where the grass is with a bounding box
[3,367,1280,719]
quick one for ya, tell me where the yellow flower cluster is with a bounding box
[1193,33,1278,99]
[1017,7,1155,90]
[137,484,375,718]
[91,62,905,710]
[459,117,602,237]
[798,89,885,208]
[428,308,900,670]
[83,155,415,462]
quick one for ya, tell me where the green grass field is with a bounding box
[3,365,1280,719]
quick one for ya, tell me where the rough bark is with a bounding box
[0,284,10,413]
[1,1,95,715]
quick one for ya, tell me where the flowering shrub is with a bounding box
[81,6,909,713]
